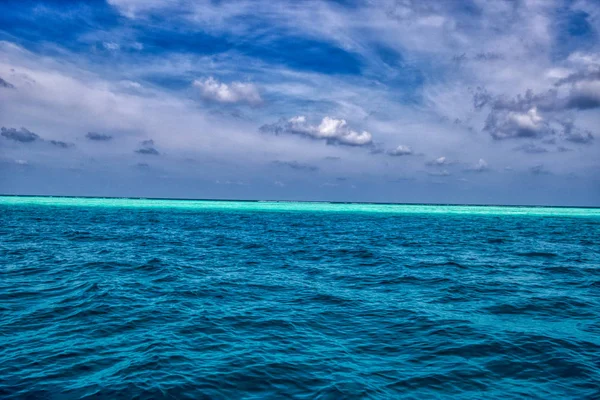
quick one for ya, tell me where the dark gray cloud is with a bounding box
[1,127,40,142]
[472,87,492,110]
[453,52,504,65]
[484,108,552,140]
[560,121,594,144]
[271,160,319,172]
[136,147,160,155]
[474,52,504,62]
[476,87,596,142]
[86,132,113,141]
[557,68,600,110]
[135,139,160,155]
[2,127,74,148]
[0,77,15,89]
[514,143,548,154]
[555,68,600,86]
[49,140,74,149]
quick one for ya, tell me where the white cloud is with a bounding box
[102,42,120,51]
[261,115,373,147]
[470,158,489,172]
[193,77,262,106]
[427,156,448,166]
[388,145,413,156]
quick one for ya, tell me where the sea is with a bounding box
[1,196,599,399]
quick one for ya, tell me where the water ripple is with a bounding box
[1,200,599,398]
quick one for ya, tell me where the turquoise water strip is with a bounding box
[1,196,598,217]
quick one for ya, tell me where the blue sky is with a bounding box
[0,0,599,205]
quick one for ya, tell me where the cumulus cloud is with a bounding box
[1,127,40,142]
[193,77,262,106]
[0,77,15,89]
[260,116,373,147]
[135,139,160,155]
[484,107,551,140]
[86,132,113,141]
[272,160,319,172]
[388,145,413,156]
[476,72,598,143]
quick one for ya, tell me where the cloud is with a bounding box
[0,77,15,89]
[135,139,160,155]
[466,158,490,172]
[193,77,262,106]
[484,106,551,140]
[49,140,74,149]
[426,156,449,166]
[86,132,113,141]
[563,80,600,111]
[1,127,74,148]
[514,143,549,154]
[103,42,121,51]
[272,160,318,172]
[216,180,246,185]
[554,67,600,110]
[476,74,598,143]
[260,116,373,147]
[388,145,413,156]
[1,127,40,142]
[560,120,594,144]
[428,169,450,177]
[530,164,551,175]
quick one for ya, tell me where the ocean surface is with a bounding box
[1,196,599,399]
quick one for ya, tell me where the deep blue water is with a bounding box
[1,198,599,399]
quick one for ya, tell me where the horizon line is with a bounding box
[1,193,598,210]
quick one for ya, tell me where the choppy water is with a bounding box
[1,196,599,399]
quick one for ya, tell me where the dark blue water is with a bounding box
[1,199,599,399]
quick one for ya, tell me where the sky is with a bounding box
[0,0,599,206]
